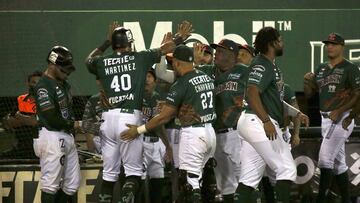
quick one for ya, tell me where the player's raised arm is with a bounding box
[85,21,120,71]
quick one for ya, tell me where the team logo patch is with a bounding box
[37,88,49,100]
[48,51,58,64]
[252,65,266,72]
[228,73,241,80]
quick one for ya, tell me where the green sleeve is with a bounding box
[166,80,186,107]
[139,48,162,67]
[36,86,56,111]
[42,108,74,131]
[247,64,273,92]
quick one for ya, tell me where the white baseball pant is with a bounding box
[237,113,297,189]
[179,123,216,189]
[33,128,81,195]
[318,111,354,174]
[99,108,143,182]
[214,129,242,195]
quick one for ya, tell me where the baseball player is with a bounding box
[194,39,248,203]
[260,82,301,203]
[303,33,360,203]
[122,45,217,203]
[236,27,309,203]
[85,21,177,202]
[82,93,105,154]
[137,69,172,203]
[33,45,80,202]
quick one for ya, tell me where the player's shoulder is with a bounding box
[342,59,359,70]
[35,76,54,90]
[233,63,248,73]
[196,64,215,77]
[249,55,271,70]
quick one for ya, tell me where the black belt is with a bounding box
[143,136,159,142]
[216,126,237,134]
[104,108,136,114]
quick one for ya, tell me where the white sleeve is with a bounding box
[283,101,300,117]
[155,56,176,83]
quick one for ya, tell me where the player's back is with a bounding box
[89,49,161,110]
[167,69,217,126]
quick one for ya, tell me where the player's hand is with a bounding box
[342,116,352,130]
[193,42,205,65]
[303,72,315,81]
[175,21,193,41]
[107,21,120,42]
[121,124,140,141]
[291,133,301,148]
[297,112,310,128]
[304,72,317,96]
[263,121,277,140]
[164,146,173,163]
[329,109,342,123]
[160,32,176,54]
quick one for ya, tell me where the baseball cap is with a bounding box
[239,44,256,57]
[173,45,194,63]
[322,33,345,45]
[210,39,239,54]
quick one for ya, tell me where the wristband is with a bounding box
[98,40,111,52]
[137,125,147,134]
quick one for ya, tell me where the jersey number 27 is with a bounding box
[201,91,213,110]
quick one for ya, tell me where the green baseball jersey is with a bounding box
[198,64,248,129]
[315,59,360,111]
[284,83,296,104]
[246,55,285,126]
[82,93,105,135]
[35,76,74,131]
[87,49,161,110]
[166,69,216,127]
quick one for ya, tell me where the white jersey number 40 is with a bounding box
[111,74,131,92]
[201,91,213,110]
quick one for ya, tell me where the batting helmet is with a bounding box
[47,46,75,74]
[112,27,134,49]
